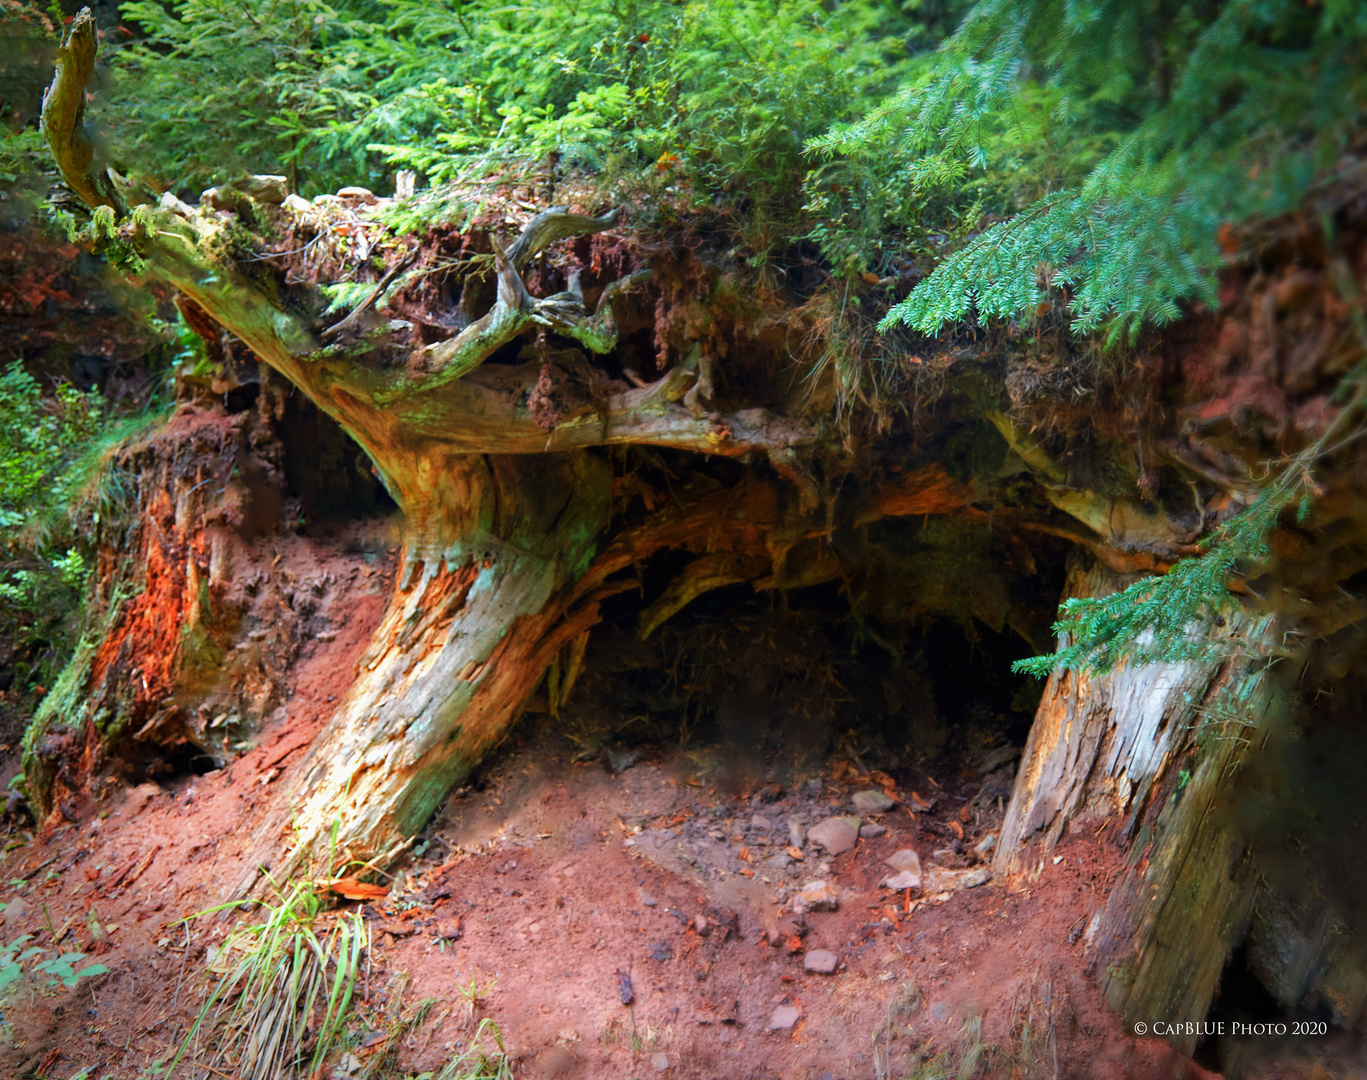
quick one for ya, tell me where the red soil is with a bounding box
[0,701,1229,1080]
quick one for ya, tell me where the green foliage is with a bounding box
[1013,403,1357,678]
[1012,483,1293,677]
[0,0,59,222]
[103,0,936,228]
[423,1020,513,1080]
[0,933,109,998]
[172,875,366,1080]
[0,361,167,701]
[105,0,384,195]
[0,364,102,690]
[0,362,104,531]
[363,0,917,225]
[817,0,1367,340]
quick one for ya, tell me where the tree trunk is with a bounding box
[996,557,1278,1055]
[232,451,610,893]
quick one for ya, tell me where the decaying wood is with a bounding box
[995,558,1280,1054]
[40,9,122,214]
[43,12,1339,979]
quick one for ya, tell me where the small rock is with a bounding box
[606,747,641,774]
[770,1005,802,1031]
[640,892,658,907]
[242,174,288,203]
[0,895,28,925]
[975,744,1020,775]
[787,820,807,848]
[882,870,922,891]
[694,914,710,936]
[961,868,993,889]
[931,848,965,868]
[651,1052,671,1071]
[859,823,887,839]
[790,880,838,915]
[973,833,998,857]
[803,949,839,974]
[852,789,896,814]
[750,814,773,832]
[885,849,922,876]
[765,917,807,947]
[337,185,378,204]
[807,816,862,855]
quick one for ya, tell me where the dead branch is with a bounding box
[40,7,123,213]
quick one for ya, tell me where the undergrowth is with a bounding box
[168,823,515,1080]
[170,873,366,1080]
[877,980,1059,1080]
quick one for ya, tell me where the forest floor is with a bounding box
[0,588,1351,1080]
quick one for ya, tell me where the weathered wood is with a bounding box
[231,453,611,894]
[40,8,122,213]
[996,556,1279,1055]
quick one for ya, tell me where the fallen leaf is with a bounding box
[948,820,964,840]
[786,846,804,860]
[330,878,389,900]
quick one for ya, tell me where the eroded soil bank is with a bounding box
[1,706,1210,1080]
[3,673,1358,1080]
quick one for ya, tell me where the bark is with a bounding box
[39,11,826,881]
[39,8,1311,907]
[995,557,1279,1054]
[232,453,611,892]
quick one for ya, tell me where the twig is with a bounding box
[172,918,190,1011]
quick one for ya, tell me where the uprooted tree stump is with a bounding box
[32,8,1367,1042]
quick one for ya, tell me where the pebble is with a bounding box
[882,870,922,891]
[750,814,773,831]
[803,949,839,974]
[770,1004,802,1030]
[766,917,806,947]
[859,823,887,838]
[852,789,896,814]
[640,892,658,907]
[651,1052,671,1071]
[807,815,862,855]
[790,879,838,914]
[932,847,966,868]
[961,868,993,889]
[885,849,922,876]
